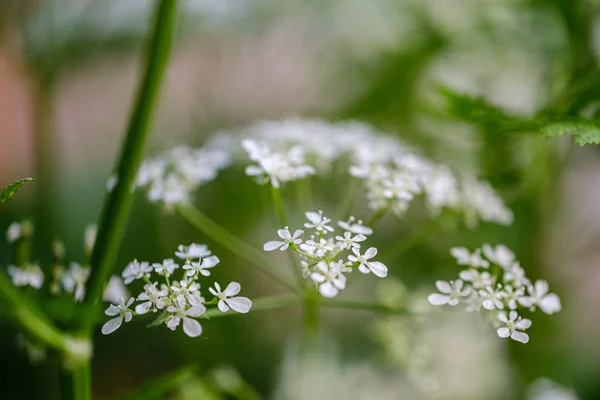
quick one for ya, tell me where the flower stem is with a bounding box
[201,294,300,318]
[302,290,320,342]
[79,0,179,332]
[321,298,408,314]
[177,203,297,292]
[60,359,91,400]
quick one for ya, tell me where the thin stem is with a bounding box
[79,0,179,331]
[60,360,91,400]
[302,290,320,342]
[201,294,300,318]
[177,204,297,292]
[383,218,441,261]
[271,187,304,286]
[321,298,408,315]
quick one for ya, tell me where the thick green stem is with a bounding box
[60,360,91,400]
[177,204,297,291]
[79,0,179,331]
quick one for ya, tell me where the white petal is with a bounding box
[124,312,133,322]
[319,282,339,298]
[459,270,475,281]
[435,280,452,294]
[101,317,123,335]
[515,318,532,330]
[358,265,370,274]
[135,302,152,315]
[497,312,508,323]
[534,280,549,296]
[218,299,229,312]
[367,261,388,278]
[186,304,207,317]
[482,299,495,310]
[277,229,291,240]
[428,294,450,305]
[511,331,529,344]
[310,272,326,283]
[539,293,561,314]
[450,247,470,264]
[202,256,219,268]
[105,305,120,316]
[263,241,282,251]
[226,297,252,313]
[364,247,378,259]
[496,327,510,338]
[305,212,321,224]
[183,317,203,338]
[223,282,241,297]
[245,165,264,176]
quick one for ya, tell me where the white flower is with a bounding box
[310,260,349,298]
[450,247,489,268]
[304,211,334,233]
[496,311,531,343]
[62,262,91,302]
[482,244,515,270]
[459,269,494,289]
[171,280,203,306]
[335,231,367,250]
[209,282,252,313]
[338,217,373,235]
[7,264,44,289]
[348,247,388,277]
[6,222,22,243]
[263,227,303,251]
[135,283,169,314]
[528,280,561,315]
[461,177,514,226]
[479,285,506,310]
[504,285,533,310]
[428,280,469,306]
[175,243,211,260]
[166,299,206,337]
[183,255,220,277]
[147,173,189,205]
[153,258,179,277]
[503,263,530,288]
[101,297,134,335]
[299,238,334,258]
[103,276,130,304]
[122,259,152,284]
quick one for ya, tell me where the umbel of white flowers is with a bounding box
[427,244,561,344]
[115,118,513,229]
[264,211,387,298]
[101,243,252,338]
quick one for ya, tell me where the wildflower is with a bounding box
[459,269,494,289]
[479,285,506,310]
[153,258,179,277]
[263,228,303,251]
[6,222,22,243]
[183,255,220,277]
[496,311,531,343]
[482,244,515,269]
[8,264,44,289]
[175,243,211,260]
[300,238,334,257]
[428,280,469,306]
[122,259,152,284]
[171,280,203,306]
[335,231,367,250]
[304,211,334,233]
[310,261,348,298]
[348,247,388,277]
[528,280,561,315]
[166,299,206,337]
[450,247,489,268]
[209,282,252,313]
[103,276,130,304]
[338,217,373,235]
[62,262,91,302]
[135,283,169,314]
[101,298,134,335]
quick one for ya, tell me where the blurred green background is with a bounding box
[1,0,600,399]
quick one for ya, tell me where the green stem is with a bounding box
[202,294,300,319]
[321,298,408,315]
[60,360,91,400]
[177,204,297,292]
[271,187,304,286]
[302,289,320,344]
[382,218,440,261]
[79,0,179,331]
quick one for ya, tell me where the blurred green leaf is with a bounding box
[541,121,600,146]
[0,177,34,205]
[117,366,197,400]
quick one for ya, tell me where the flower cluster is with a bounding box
[264,211,387,297]
[107,144,231,206]
[427,244,561,343]
[101,243,252,337]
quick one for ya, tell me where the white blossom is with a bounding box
[175,243,211,260]
[335,231,367,250]
[101,297,134,335]
[310,260,349,298]
[166,299,206,337]
[348,247,388,277]
[135,283,169,314]
[209,282,252,313]
[337,217,373,235]
[6,222,23,243]
[428,280,469,306]
[264,227,303,251]
[304,211,334,233]
[480,285,506,310]
[450,247,489,268]
[496,311,531,344]
[183,255,220,277]
[103,276,130,304]
[482,244,515,269]
[153,258,179,277]
[7,264,44,289]
[528,280,561,315]
[122,259,152,284]
[62,262,91,302]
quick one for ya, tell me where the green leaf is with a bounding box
[0,177,34,205]
[541,122,600,146]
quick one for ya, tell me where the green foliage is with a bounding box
[0,177,34,205]
[541,121,600,146]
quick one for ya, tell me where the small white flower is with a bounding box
[504,285,533,310]
[459,269,494,289]
[263,227,303,251]
[103,276,130,304]
[62,262,91,302]
[528,280,561,315]
[310,260,349,298]
[153,258,179,277]
[175,243,211,260]
[183,255,220,277]
[348,247,388,277]
[300,238,335,258]
[503,263,530,288]
[135,283,169,314]
[166,299,206,337]
[122,259,152,284]
[101,297,134,335]
[496,311,531,343]
[482,244,515,270]
[428,279,469,306]
[304,211,334,233]
[337,217,373,235]
[335,231,367,250]
[7,264,44,289]
[450,247,489,268]
[171,280,203,306]
[6,222,22,243]
[479,285,506,310]
[209,282,252,313]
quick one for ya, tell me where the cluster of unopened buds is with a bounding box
[428,244,561,343]
[264,211,387,297]
[101,243,252,338]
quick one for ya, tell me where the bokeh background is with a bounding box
[1,0,599,399]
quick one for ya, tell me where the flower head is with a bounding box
[209,282,252,313]
[496,311,531,343]
[102,297,134,335]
